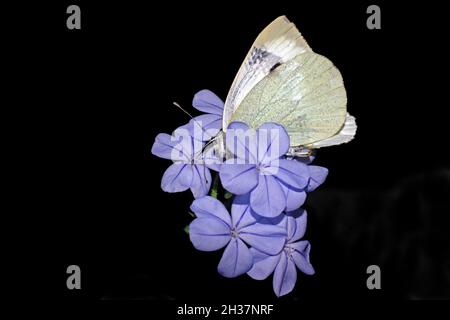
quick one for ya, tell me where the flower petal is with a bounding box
[250,174,286,218]
[307,165,329,192]
[285,215,297,242]
[239,223,287,255]
[186,114,222,142]
[192,89,224,115]
[218,238,253,278]
[173,127,201,159]
[190,196,231,226]
[230,194,257,229]
[274,159,309,190]
[273,252,297,297]
[151,133,190,161]
[282,183,306,212]
[291,240,315,275]
[256,123,290,166]
[161,163,193,193]
[219,162,258,195]
[247,248,281,280]
[189,218,231,251]
[287,210,307,242]
[225,122,257,163]
[190,165,212,198]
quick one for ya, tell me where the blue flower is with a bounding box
[151,127,212,198]
[189,195,287,278]
[247,210,315,297]
[219,122,310,218]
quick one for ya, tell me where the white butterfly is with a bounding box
[212,16,357,157]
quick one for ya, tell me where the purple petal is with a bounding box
[192,89,224,115]
[231,194,257,229]
[307,165,329,192]
[161,163,193,193]
[274,159,309,190]
[186,114,223,142]
[291,241,315,275]
[239,223,287,255]
[227,121,249,131]
[282,183,306,212]
[219,162,258,195]
[189,165,212,198]
[256,213,286,227]
[256,123,290,166]
[250,174,286,218]
[287,210,307,242]
[285,215,297,242]
[189,218,231,251]
[273,251,297,297]
[225,122,257,163]
[247,248,281,280]
[151,133,190,161]
[173,127,201,159]
[218,238,253,278]
[250,246,271,263]
[190,196,231,226]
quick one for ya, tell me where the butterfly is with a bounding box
[209,15,356,158]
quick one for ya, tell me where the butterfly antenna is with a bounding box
[172,101,194,119]
[172,101,209,136]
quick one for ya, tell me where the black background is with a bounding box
[12,0,450,311]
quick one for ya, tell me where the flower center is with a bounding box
[284,244,295,258]
[190,156,204,165]
[230,228,239,238]
[256,164,268,174]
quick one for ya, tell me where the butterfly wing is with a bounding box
[230,51,347,147]
[222,16,312,130]
[310,113,356,148]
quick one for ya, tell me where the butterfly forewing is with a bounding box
[222,16,312,130]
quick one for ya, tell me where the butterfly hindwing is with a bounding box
[310,113,356,148]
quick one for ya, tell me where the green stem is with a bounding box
[210,173,220,199]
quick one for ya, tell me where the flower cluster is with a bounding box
[151,90,328,297]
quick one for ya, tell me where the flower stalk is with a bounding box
[210,173,220,199]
